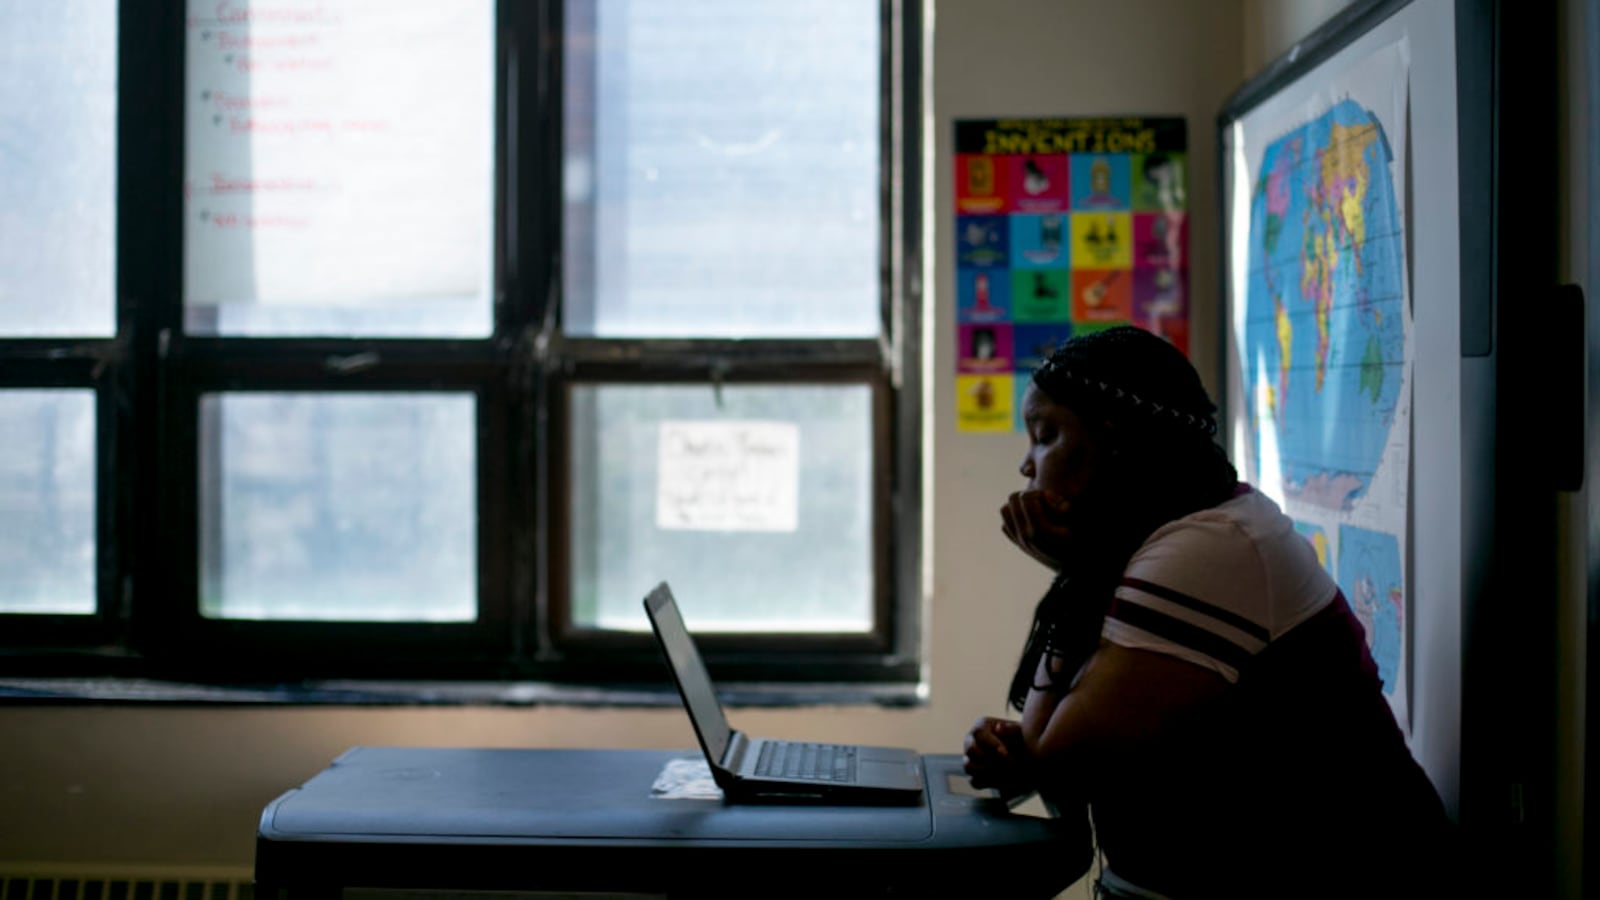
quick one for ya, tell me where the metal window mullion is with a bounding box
[879,0,900,377]
[889,0,925,667]
[0,352,110,387]
[556,338,886,377]
[163,340,503,389]
[119,0,188,656]
[504,0,565,660]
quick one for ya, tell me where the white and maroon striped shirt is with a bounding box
[1086,484,1451,897]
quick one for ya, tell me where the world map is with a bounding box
[1241,99,1406,511]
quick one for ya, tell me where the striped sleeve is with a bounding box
[1105,577,1269,682]
[1100,515,1272,682]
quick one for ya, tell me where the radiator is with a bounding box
[0,869,252,900]
[0,876,669,900]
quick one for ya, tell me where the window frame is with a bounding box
[0,0,924,700]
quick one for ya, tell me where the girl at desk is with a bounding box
[962,326,1453,899]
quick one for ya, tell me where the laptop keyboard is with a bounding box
[753,741,859,783]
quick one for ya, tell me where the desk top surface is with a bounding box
[260,746,1070,848]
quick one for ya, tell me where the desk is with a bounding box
[255,747,1086,899]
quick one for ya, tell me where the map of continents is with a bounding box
[1243,99,1405,510]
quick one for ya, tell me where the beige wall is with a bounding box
[1242,0,1357,69]
[0,0,1248,874]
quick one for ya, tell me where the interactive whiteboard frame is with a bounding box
[1217,6,1560,879]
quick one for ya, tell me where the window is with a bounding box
[0,1,923,698]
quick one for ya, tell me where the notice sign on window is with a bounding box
[656,421,799,533]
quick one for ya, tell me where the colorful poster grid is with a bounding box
[953,117,1189,432]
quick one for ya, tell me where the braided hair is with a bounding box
[1007,326,1239,711]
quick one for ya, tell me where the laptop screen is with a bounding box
[645,583,733,765]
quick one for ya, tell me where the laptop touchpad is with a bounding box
[859,760,921,787]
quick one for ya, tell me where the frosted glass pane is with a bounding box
[563,0,880,338]
[183,1,494,337]
[0,0,116,337]
[0,391,97,615]
[568,383,873,632]
[200,393,476,621]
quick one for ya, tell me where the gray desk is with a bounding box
[255,747,1087,899]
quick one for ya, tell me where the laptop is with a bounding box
[643,581,925,805]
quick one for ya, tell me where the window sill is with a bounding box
[0,677,927,709]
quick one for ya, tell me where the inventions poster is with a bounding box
[953,116,1189,432]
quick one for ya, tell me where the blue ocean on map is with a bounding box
[1241,99,1406,511]
[1336,525,1403,695]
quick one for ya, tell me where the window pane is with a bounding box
[568,384,873,632]
[0,391,96,614]
[0,0,116,337]
[183,1,494,337]
[563,0,880,338]
[200,393,476,621]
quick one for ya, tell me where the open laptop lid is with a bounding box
[643,582,734,769]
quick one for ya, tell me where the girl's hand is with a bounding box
[1000,489,1075,570]
[962,716,1033,797]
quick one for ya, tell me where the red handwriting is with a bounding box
[215,30,321,51]
[214,3,332,25]
[236,54,336,73]
[227,117,391,135]
[207,212,312,230]
[209,91,290,111]
[207,173,320,193]
[229,116,333,135]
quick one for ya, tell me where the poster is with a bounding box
[1226,41,1412,728]
[953,117,1189,433]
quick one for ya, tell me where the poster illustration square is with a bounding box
[957,323,1015,374]
[1009,269,1071,322]
[1005,155,1071,212]
[1071,153,1132,210]
[956,214,1009,268]
[956,154,1007,214]
[958,267,1012,322]
[1013,322,1076,372]
[1072,269,1133,322]
[1009,213,1070,269]
[1134,211,1188,268]
[1133,151,1187,211]
[1071,211,1133,270]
